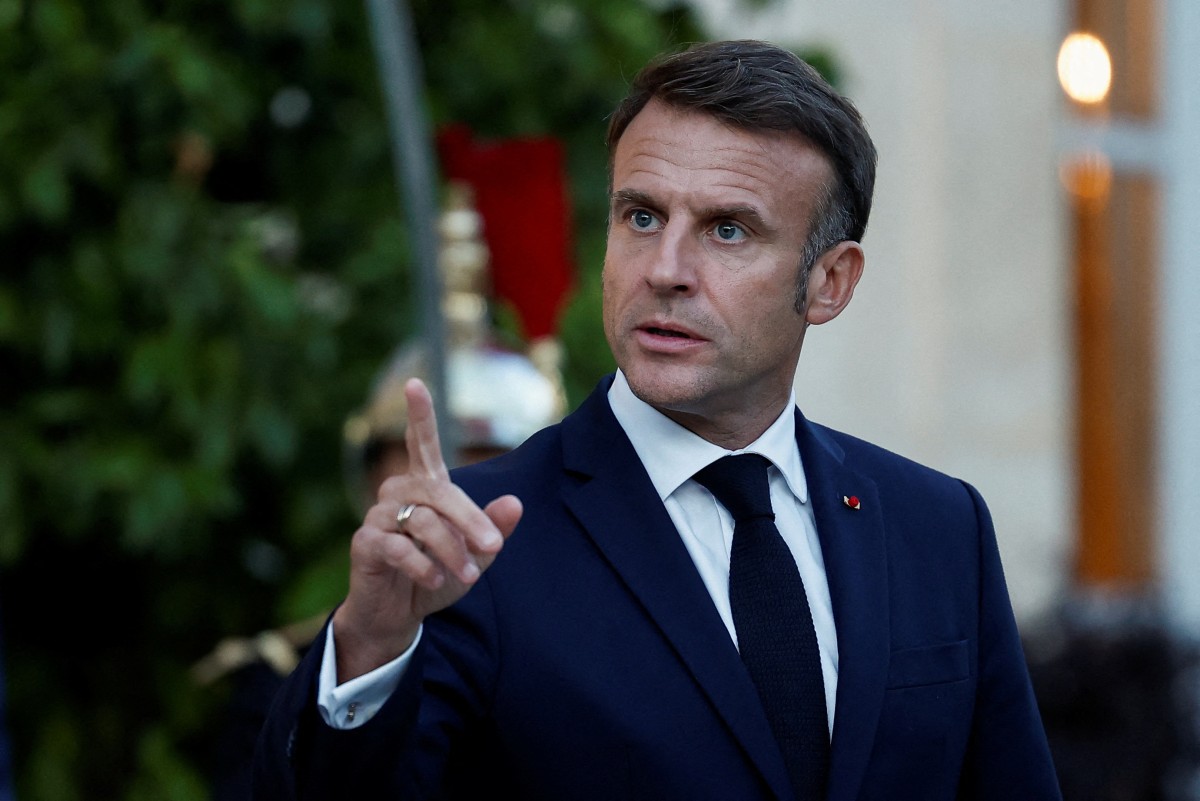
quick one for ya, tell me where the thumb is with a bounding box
[484,494,523,539]
[476,495,522,573]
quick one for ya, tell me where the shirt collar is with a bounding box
[607,370,809,504]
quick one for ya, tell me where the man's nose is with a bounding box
[644,226,698,295]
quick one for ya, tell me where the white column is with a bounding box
[1158,0,1200,636]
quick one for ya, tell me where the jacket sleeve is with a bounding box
[956,481,1062,800]
[251,576,501,800]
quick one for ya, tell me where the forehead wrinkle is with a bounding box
[614,125,829,223]
[625,152,782,197]
[720,151,814,194]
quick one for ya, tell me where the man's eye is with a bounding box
[713,222,746,242]
[630,210,658,230]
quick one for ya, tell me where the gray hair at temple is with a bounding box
[606,39,878,309]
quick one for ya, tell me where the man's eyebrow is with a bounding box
[609,188,656,207]
[611,192,766,219]
[699,204,770,231]
[698,204,764,220]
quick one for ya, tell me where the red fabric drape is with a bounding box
[437,125,575,341]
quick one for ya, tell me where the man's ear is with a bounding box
[804,240,864,326]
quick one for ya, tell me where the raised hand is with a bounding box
[331,378,523,682]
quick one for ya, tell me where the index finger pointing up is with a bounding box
[404,378,449,479]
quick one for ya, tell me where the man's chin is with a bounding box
[623,368,705,413]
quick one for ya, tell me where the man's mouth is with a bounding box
[644,326,694,339]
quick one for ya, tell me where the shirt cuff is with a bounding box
[316,622,422,730]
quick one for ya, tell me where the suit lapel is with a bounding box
[795,412,890,801]
[560,382,795,801]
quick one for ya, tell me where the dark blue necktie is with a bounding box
[693,454,829,801]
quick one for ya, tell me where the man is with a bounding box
[254,40,1061,800]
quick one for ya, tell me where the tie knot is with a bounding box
[693,454,775,523]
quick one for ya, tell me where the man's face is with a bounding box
[602,99,835,446]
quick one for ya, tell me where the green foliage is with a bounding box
[0,0,708,797]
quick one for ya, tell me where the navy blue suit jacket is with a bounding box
[253,377,1061,800]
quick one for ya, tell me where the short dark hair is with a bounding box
[607,40,877,301]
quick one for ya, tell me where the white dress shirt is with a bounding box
[606,371,838,732]
[318,371,839,733]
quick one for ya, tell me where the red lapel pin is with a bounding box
[842,495,861,510]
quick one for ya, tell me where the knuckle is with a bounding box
[409,504,437,530]
[404,553,439,584]
[350,526,383,561]
[385,538,418,570]
[376,475,408,501]
[428,481,464,510]
[364,505,389,529]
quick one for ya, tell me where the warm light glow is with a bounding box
[1058,33,1113,104]
[1060,150,1113,202]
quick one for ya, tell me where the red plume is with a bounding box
[437,125,575,341]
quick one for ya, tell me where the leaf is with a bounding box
[22,154,71,221]
[0,285,19,340]
[245,397,298,467]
